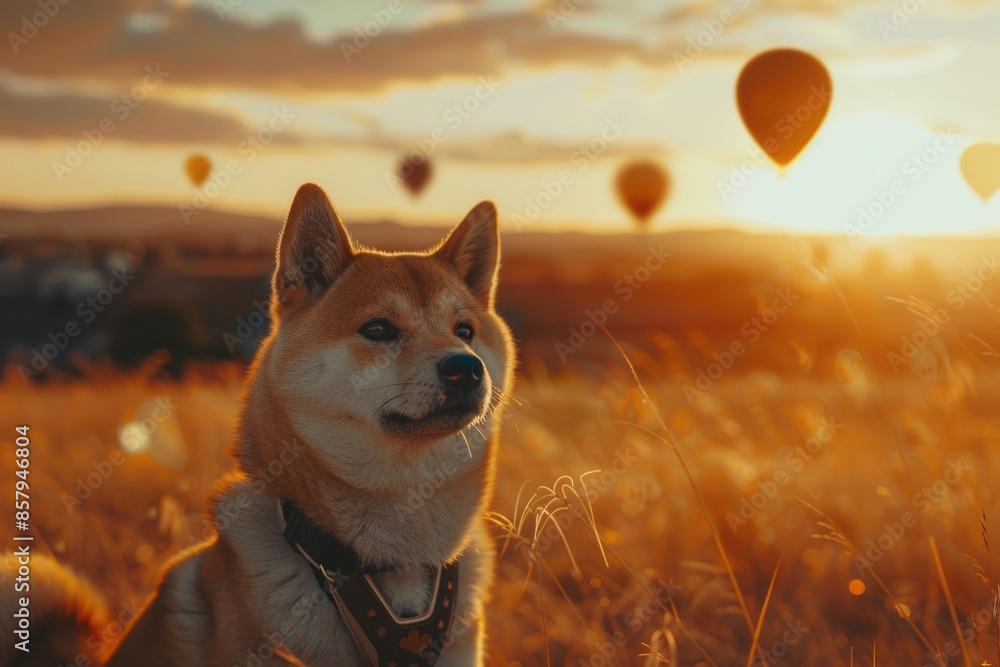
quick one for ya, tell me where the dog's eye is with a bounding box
[454,322,474,341]
[359,318,399,342]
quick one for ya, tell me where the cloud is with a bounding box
[336,128,671,164]
[0,0,667,94]
[3,0,999,157]
[0,81,669,162]
[0,86,290,145]
[4,0,1000,97]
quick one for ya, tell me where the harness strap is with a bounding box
[279,499,459,667]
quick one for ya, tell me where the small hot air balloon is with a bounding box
[397,153,433,197]
[184,154,211,187]
[616,161,669,228]
[960,142,1000,202]
[736,48,832,167]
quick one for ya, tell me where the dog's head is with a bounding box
[245,183,513,497]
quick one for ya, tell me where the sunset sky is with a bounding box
[1,0,1000,234]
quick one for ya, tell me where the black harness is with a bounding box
[279,500,459,667]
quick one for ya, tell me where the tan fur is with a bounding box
[103,184,514,666]
[0,554,109,667]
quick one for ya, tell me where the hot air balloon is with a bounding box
[736,48,832,167]
[184,154,211,187]
[615,161,669,228]
[960,142,1000,202]
[397,153,433,197]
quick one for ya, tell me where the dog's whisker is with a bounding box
[491,385,526,408]
[469,422,486,440]
[357,382,415,392]
[280,616,321,667]
[388,440,412,468]
[286,362,325,385]
[375,393,407,413]
[489,387,524,413]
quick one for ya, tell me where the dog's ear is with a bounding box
[433,201,500,307]
[273,183,354,312]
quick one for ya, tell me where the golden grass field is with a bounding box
[2,318,998,667]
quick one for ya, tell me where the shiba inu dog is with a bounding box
[11,183,513,667]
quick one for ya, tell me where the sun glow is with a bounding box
[724,116,999,236]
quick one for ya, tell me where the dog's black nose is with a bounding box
[437,354,484,391]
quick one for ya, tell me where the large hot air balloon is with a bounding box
[397,153,433,197]
[616,161,669,228]
[184,154,211,187]
[960,142,1000,202]
[736,48,832,167]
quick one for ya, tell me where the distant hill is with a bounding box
[1,204,993,275]
[2,204,1000,375]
